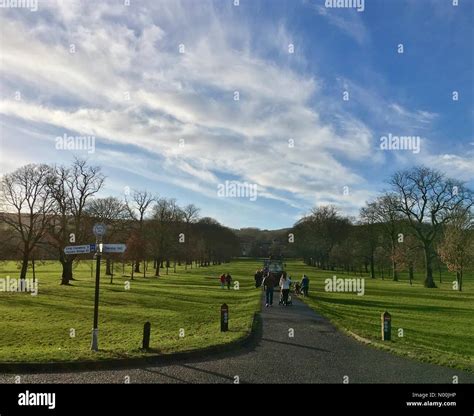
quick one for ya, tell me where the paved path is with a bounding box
[1,297,472,384]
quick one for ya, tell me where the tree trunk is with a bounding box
[106,258,112,275]
[131,262,134,280]
[110,261,114,284]
[392,259,398,281]
[31,258,36,283]
[155,259,160,277]
[423,245,436,288]
[134,260,140,273]
[456,270,462,292]
[20,251,29,280]
[409,264,414,286]
[370,256,375,279]
[60,259,73,285]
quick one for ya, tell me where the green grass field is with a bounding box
[0,259,261,363]
[0,258,472,371]
[286,261,474,372]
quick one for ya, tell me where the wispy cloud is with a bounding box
[0,0,377,218]
[0,0,471,228]
[312,4,369,45]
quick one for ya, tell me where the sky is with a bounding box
[0,0,473,229]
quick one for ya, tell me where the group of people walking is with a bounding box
[219,273,233,289]
[255,269,310,307]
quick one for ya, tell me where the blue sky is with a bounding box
[0,0,473,229]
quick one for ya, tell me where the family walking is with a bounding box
[262,272,310,307]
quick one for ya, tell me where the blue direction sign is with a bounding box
[102,244,126,253]
[64,244,93,255]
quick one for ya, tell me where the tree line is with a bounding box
[0,159,240,285]
[291,166,473,289]
[1,161,472,290]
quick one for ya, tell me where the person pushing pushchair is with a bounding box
[279,272,292,306]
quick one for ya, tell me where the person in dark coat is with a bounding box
[225,273,232,290]
[263,273,276,307]
[301,274,309,297]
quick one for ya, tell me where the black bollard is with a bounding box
[221,304,229,332]
[142,321,151,350]
[381,311,391,341]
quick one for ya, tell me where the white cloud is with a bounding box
[313,5,369,45]
[422,153,474,181]
[1,0,465,227]
[0,0,376,216]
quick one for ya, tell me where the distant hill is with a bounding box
[233,227,294,257]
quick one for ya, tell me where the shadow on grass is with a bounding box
[0,313,264,374]
[315,296,469,314]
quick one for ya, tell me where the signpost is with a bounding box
[63,223,126,352]
[91,223,106,351]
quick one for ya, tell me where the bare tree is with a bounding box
[389,166,473,288]
[125,190,155,273]
[85,197,127,276]
[393,234,422,285]
[86,197,127,224]
[148,198,182,276]
[369,194,403,280]
[293,206,351,269]
[48,159,105,285]
[438,209,473,291]
[181,204,200,269]
[359,205,379,279]
[0,164,54,279]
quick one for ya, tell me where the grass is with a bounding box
[286,261,474,372]
[0,259,261,363]
[0,258,472,371]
